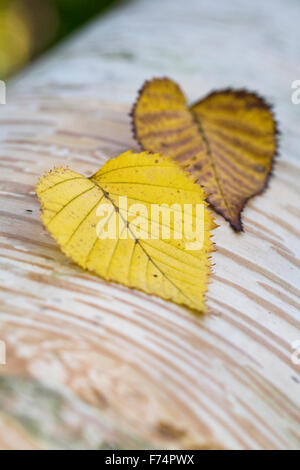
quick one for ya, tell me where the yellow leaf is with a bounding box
[132,78,278,231]
[36,151,215,313]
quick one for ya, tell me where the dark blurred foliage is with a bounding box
[0,0,117,79]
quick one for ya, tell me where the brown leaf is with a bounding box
[131,78,278,230]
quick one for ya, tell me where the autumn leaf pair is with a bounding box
[37,78,278,314]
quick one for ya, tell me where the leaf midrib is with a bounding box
[91,176,201,310]
[190,109,234,219]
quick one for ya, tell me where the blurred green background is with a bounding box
[0,0,118,79]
